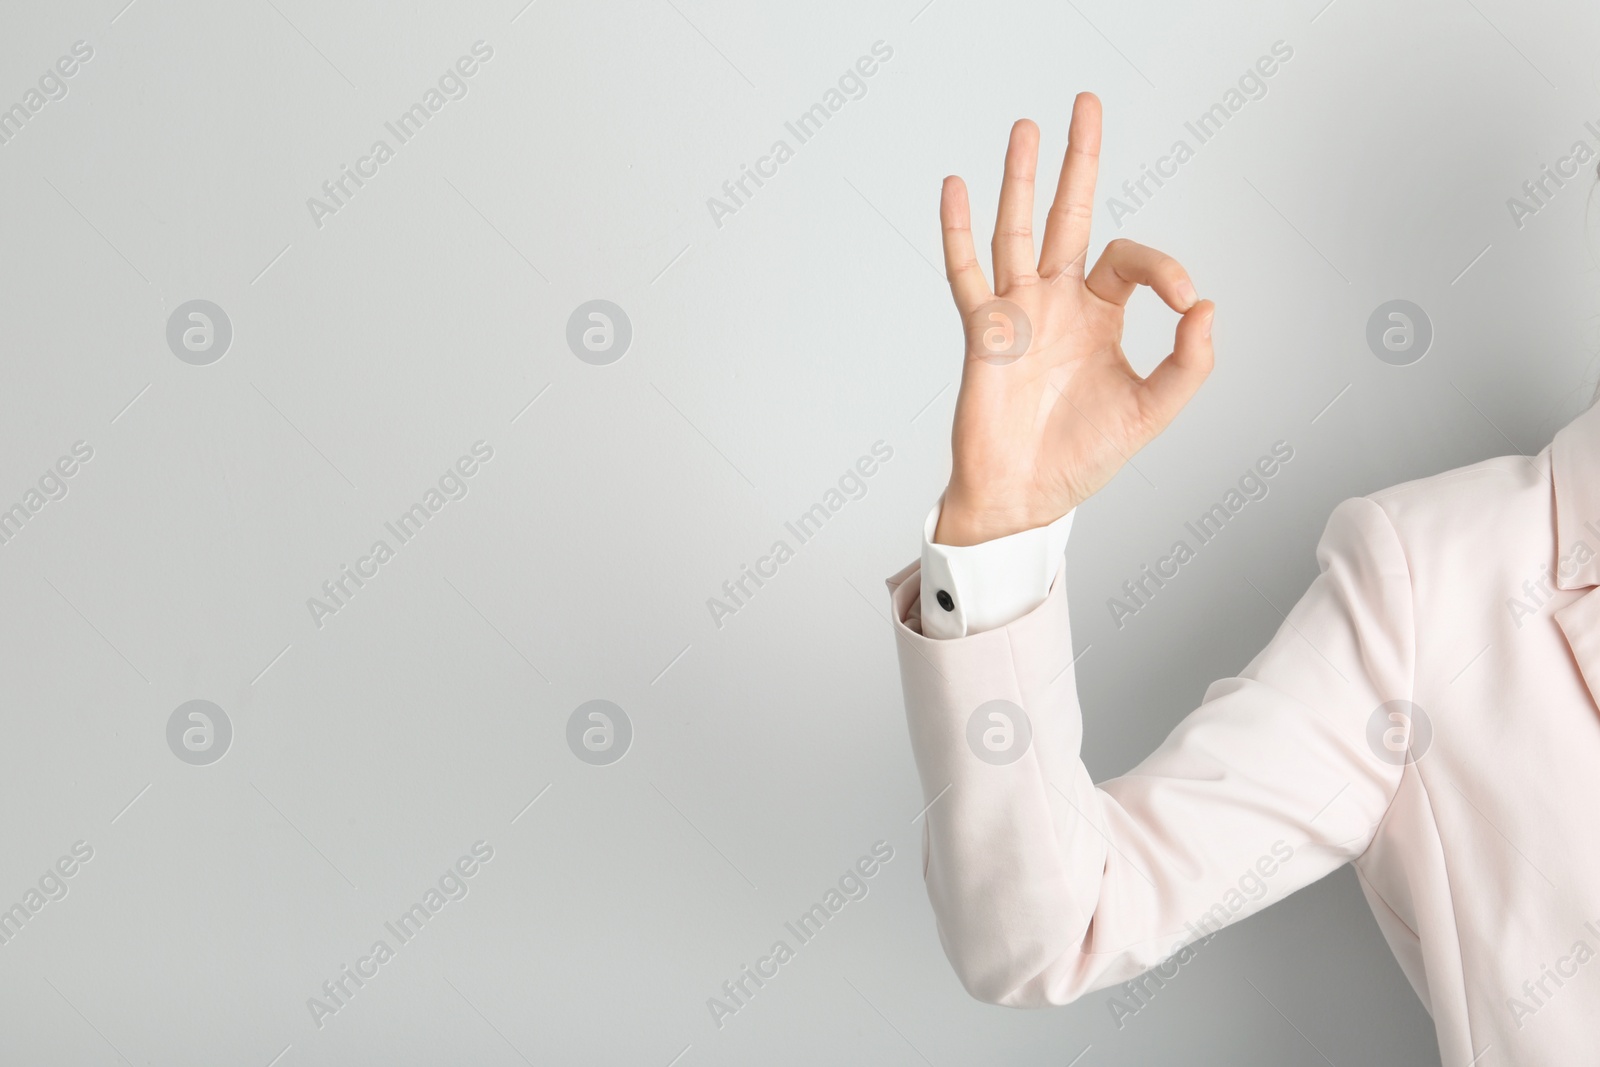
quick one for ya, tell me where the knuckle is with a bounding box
[1049,202,1094,222]
[946,259,980,280]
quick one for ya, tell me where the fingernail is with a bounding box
[1202,307,1214,339]
[1177,281,1198,308]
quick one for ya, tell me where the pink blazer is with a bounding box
[887,401,1600,1063]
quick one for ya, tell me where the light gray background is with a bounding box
[1,0,1596,1063]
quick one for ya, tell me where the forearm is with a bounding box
[888,497,1413,1005]
[892,557,1105,1004]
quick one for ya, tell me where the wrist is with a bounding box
[934,488,1054,546]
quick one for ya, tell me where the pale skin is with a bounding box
[933,92,1217,547]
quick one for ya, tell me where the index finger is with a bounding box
[1085,238,1198,311]
[940,175,990,312]
[1038,92,1102,280]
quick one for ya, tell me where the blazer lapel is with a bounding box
[1549,400,1600,709]
[1556,590,1600,710]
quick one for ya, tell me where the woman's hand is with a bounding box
[933,92,1215,546]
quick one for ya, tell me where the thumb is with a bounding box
[1136,299,1214,438]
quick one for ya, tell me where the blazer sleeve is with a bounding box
[885,495,1416,1006]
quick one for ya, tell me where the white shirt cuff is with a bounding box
[918,494,1075,640]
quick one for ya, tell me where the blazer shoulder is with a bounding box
[1364,450,1550,533]
[1341,451,1554,603]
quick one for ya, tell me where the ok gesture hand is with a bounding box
[934,93,1215,546]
